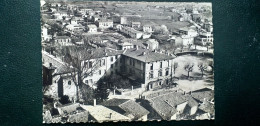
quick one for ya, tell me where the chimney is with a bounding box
[109,113,112,119]
[203,98,207,104]
[183,91,186,95]
[142,51,146,55]
[131,86,133,91]
[105,53,108,56]
[49,63,52,67]
[136,46,138,50]
[93,99,96,106]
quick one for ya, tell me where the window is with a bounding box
[68,81,71,85]
[115,62,118,67]
[150,64,153,70]
[166,69,169,76]
[111,57,113,62]
[99,60,102,66]
[84,62,88,67]
[99,70,101,75]
[160,62,162,68]
[159,70,162,76]
[130,59,132,65]
[111,71,113,75]
[85,80,88,84]
[120,58,122,63]
[90,79,93,84]
[115,55,118,59]
[149,72,153,79]
[89,61,93,68]
[133,60,135,67]
[102,59,106,66]
[111,64,113,68]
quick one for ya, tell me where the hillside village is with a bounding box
[41,1,214,123]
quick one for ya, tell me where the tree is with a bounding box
[59,95,71,104]
[80,84,95,104]
[95,81,109,103]
[59,45,102,103]
[198,63,207,78]
[184,63,194,78]
[49,23,62,37]
[109,75,131,89]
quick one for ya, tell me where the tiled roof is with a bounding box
[119,100,149,119]
[55,36,70,39]
[59,103,81,115]
[123,48,175,63]
[145,39,158,44]
[101,98,149,119]
[101,98,129,106]
[191,88,214,102]
[98,18,113,22]
[87,24,97,28]
[67,111,89,123]
[119,38,146,48]
[80,105,130,122]
[198,101,215,115]
[42,51,74,74]
[148,92,199,119]
[179,27,196,32]
[72,48,124,60]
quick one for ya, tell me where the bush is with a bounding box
[59,95,71,105]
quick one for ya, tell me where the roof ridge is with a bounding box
[118,99,131,107]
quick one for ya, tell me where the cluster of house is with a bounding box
[42,46,176,100]
[42,1,213,54]
[41,1,214,122]
[43,87,214,123]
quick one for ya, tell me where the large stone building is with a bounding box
[95,19,113,29]
[121,48,175,90]
[120,26,143,39]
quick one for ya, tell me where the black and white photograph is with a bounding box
[41,0,214,123]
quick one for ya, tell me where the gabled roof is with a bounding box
[145,39,158,44]
[87,24,97,28]
[67,111,89,123]
[123,48,175,63]
[55,36,70,39]
[198,101,215,115]
[59,103,81,115]
[98,18,113,22]
[179,27,196,32]
[42,51,74,75]
[80,105,130,122]
[148,92,199,120]
[191,88,214,102]
[101,98,149,119]
[70,48,124,60]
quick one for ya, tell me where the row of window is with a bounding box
[149,69,170,79]
[56,39,70,42]
[150,61,169,70]
[111,62,119,68]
